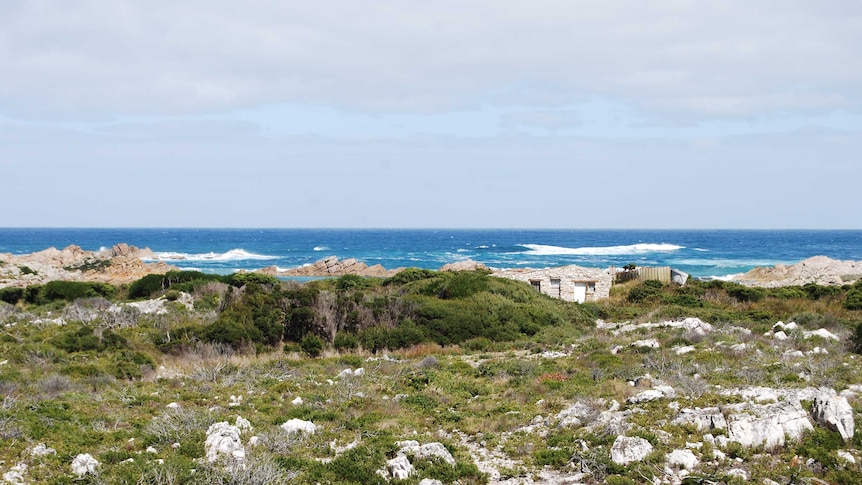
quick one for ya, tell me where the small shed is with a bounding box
[493,265,612,303]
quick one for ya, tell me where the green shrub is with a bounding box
[533,448,571,468]
[334,332,359,351]
[725,283,765,302]
[627,280,664,303]
[127,273,166,299]
[383,267,436,286]
[36,281,116,303]
[50,324,128,353]
[0,287,23,304]
[336,274,375,291]
[225,272,279,288]
[845,288,862,310]
[301,334,325,357]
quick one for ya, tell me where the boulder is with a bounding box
[666,449,699,470]
[811,391,855,441]
[397,441,456,465]
[3,463,26,484]
[30,443,57,457]
[611,436,653,465]
[204,422,245,464]
[387,455,413,480]
[71,453,100,476]
[281,418,317,435]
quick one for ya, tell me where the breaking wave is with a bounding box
[149,248,278,262]
[521,243,683,256]
[313,246,330,251]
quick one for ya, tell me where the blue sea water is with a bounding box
[1,228,861,280]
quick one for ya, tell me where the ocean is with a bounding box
[1,228,861,280]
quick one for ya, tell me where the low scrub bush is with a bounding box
[627,280,664,303]
[301,334,325,357]
[27,281,116,304]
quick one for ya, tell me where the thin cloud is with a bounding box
[0,1,860,121]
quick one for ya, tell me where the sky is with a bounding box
[2,1,861,229]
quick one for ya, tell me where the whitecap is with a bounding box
[313,246,330,251]
[520,243,683,256]
[149,248,277,262]
[671,258,783,268]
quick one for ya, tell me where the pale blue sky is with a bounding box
[2,1,861,228]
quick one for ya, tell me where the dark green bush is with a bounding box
[0,287,23,304]
[225,272,279,288]
[336,274,375,291]
[721,282,766,302]
[627,280,664,303]
[34,281,116,304]
[383,267,436,286]
[333,332,359,351]
[50,324,128,353]
[802,283,842,300]
[301,334,325,357]
[127,274,166,299]
[845,288,862,310]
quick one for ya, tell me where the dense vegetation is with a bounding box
[0,270,860,483]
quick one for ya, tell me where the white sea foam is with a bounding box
[149,248,277,262]
[521,243,683,256]
[313,246,329,251]
[671,258,783,268]
[706,273,743,281]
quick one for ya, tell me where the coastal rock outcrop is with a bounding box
[440,260,487,272]
[271,256,403,278]
[0,243,173,288]
[736,255,862,287]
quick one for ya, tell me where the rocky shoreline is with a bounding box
[0,243,175,288]
[3,244,862,290]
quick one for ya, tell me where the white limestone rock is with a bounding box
[675,345,696,355]
[837,450,855,464]
[804,328,840,341]
[673,407,727,431]
[71,453,100,476]
[30,443,57,457]
[725,401,812,449]
[387,455,413,480]
[610,436,653,465]
[3,463,27,484]
[811,391,855,441]
[204,422,246,464]
[235,416,252,432]
[726,468,748,480]
[666,449,699,470]
[631,339,660,349]
[281,418,317,435]
[397,441,456,466]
